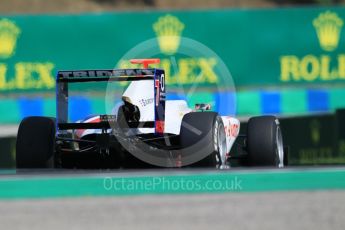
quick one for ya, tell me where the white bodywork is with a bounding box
[79,80,240,155]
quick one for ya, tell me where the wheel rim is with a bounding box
[276,126,284,168]
[217,122,227,168]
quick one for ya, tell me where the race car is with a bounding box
[16,59,285,169]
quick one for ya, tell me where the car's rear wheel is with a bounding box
[180,112,227,168]
[16,116,56,168]
[246,116,284,167]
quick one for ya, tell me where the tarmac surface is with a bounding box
[0,125,18,137]
[0,190,344,230]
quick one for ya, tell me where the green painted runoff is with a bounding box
[0,168,344,199]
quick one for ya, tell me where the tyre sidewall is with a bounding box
[180,112,223,167]
[247,116,279,166]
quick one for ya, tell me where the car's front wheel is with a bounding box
[246,116,284,167]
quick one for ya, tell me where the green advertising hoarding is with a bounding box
[1,7,345,93]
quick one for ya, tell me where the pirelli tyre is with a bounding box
[16,116,56,168]
[180,112,227,168]
[246,116,284,167]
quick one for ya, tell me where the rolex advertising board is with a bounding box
[1,7,345,93]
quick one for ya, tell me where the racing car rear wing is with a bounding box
[56,60,166,135]
[56,69,155,82]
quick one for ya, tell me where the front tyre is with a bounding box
[246,116,284,167]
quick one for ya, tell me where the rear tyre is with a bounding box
[246,116,284,167]
[180,112,227,168]
[16,116,56,168]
